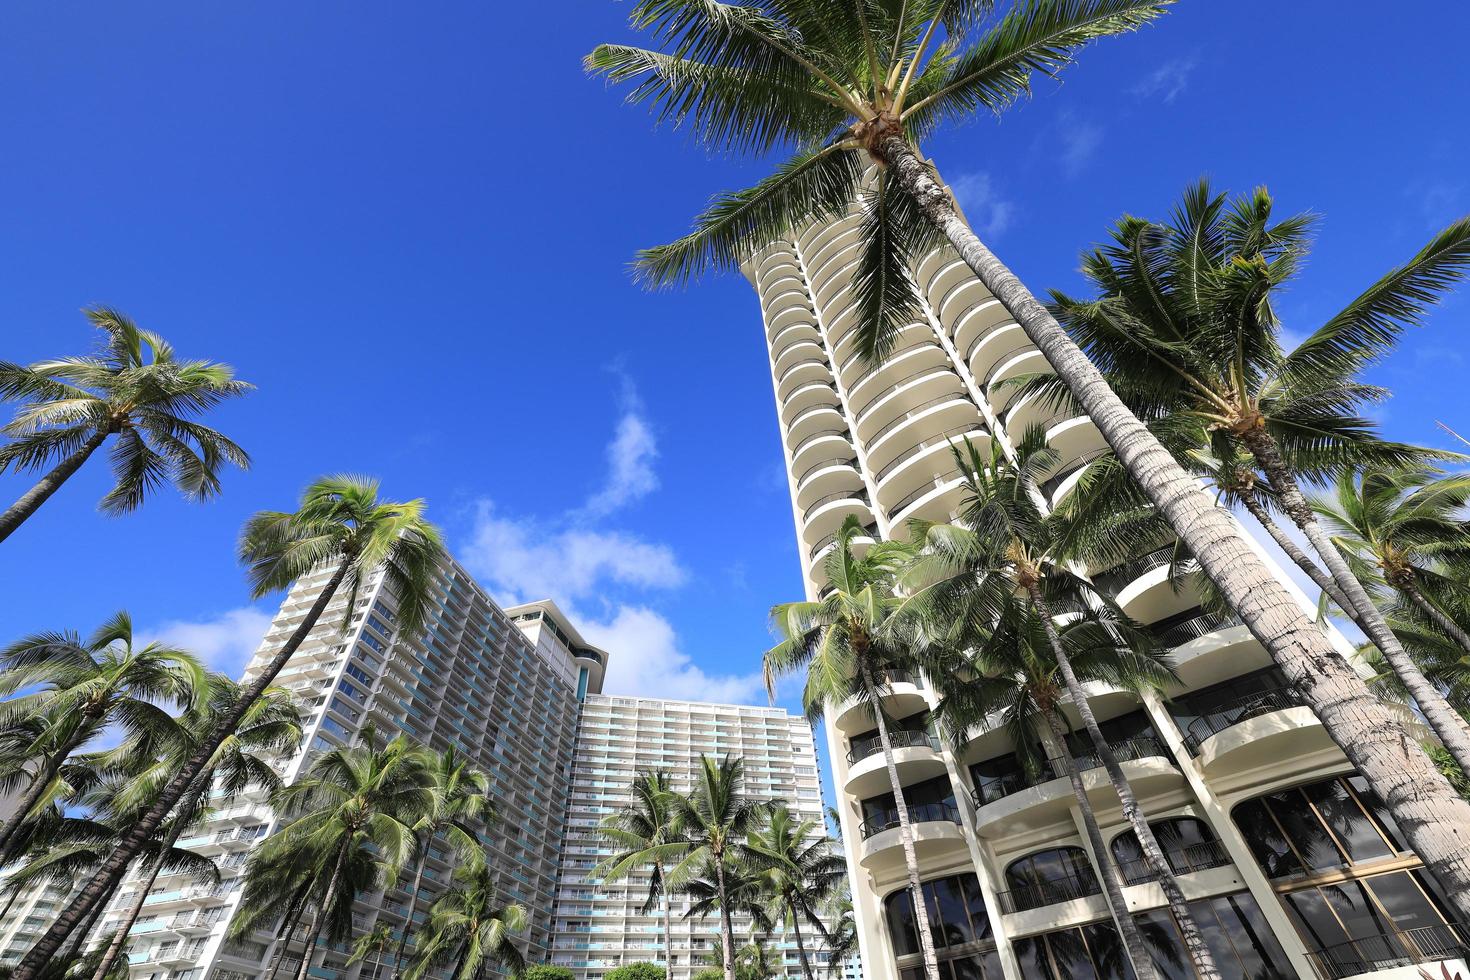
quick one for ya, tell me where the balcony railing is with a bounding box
[971,736,1172,806]
[809,522,878,560]
[1115,839,1231,885]
[839,335,935,379]
[979,344,1036,389]
[795,455,859,488]
[859,801,961,840]
[1179,689,1308,755]
[995,868,1101,913]
[1090,545,1186,597]
[1039,449,1110,500]
[846,728,937,765]
[866,392,976,447]
[787,401,844,431]
[1148,609,1243,649]
[887,477,963,521]
[1304,922,1470,980]
[803,489,870,522]
[874,424,987,484]
[790,427,851,458]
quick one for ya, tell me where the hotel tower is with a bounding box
[744,204,1468,980]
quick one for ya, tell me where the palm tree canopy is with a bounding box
[596,770,685,908]
[238,474,445,634]
[1312,465,1470,591]
[405,863,527,980]
[589,0,1172,359]
[1041,180,1470,482]
[668,755,769,885]
[0,308,251,511]
[742,806,845,940]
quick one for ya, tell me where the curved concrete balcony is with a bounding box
[854,367,966,440]
[920,257,971,315]
[873,425,989,500]
[753,247,799,283]
[885,474,967,528]
[813,259,859,311]
[846,342,949,410]
[794,458,863,508]
[1304,923,1470,980]
[767,300,816,338]
[769,322,821,361]
[865,395,982,468]
[808,523,877,581]
[1183,692,1330,777]
[787,404,846,447]
[935,276,995,327]
[789,426,852,469]
[801,490,873,547]
[858,803,967,874]
[1116,563,1206,627]
[763,283,811,321]
[773,338,825,378]
[844,731,948,797]
[798,209,861,257]
[1041,449,1111,508]
[985,349,1051,413]
[953,300,1013,359]
[780,381,840,427]
[775,356,832,402]
[971,738,1182,838]
[833,674,928,735]
[807,232,863,291]
[834,324,934,386]
[1168,625,1265,690]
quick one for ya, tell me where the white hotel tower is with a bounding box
[744,208,1468,980]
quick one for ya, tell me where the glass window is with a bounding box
[883,874,996,969]
[1003,847,1098,910]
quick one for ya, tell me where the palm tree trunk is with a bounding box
[788,898,815,980]
[1028,586,1219,980]
[391,847,430,979]
[0,429,109,546]
[858,664,941,980]
[266,907,309,980]
[1238,427,1470,776]
[659,859,673,969]
[714,856,737,980]
[13,559,354,979]
[0,727,93,865]
[90,766,216,980]
[872,130,1470,918]
[1400,575,1470,658]
[1038,709,1156,980]
[63,877,117,961]
[1238,491,1353,612]
[0,883,23,924]
[294,844,351,980]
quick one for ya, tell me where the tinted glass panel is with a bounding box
[1363,870,1447,932]
[1079,921,1133,980]
[1301,778,1392,864]
[1231,797,1305,878]
[1135,908,1191,980]
[1011,938,1053,980]
[884,888,919,957]
[932,876,974,947]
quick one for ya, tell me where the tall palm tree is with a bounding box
[403,863,527,980]
[819,898,856,978]
[900,431,1216,978]
[1044,182,1470,779]
[88,678,303,980]
[234,726,435,980]
[743,807,844,980]
[0,612,205,866]
[14,475,445,977]
[924,604,1174,978]
[392,747,495,979]
[595,770,682,970]
[764,518,941,980]
[684,859,777,948]
[0,308,251,544]
[1313,466,1470,656]
[669,755,767,980]
[350,922,398,980]
[588,0,1470,906]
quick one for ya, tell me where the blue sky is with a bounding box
[2,3,1469,795]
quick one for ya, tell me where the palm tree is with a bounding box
[684,859,777,951]
[351,923,398,980]
[88,678,303,980]
[925,603,1173,978]
[0,612,205,866]
[764,518,941,980]
[819,898,856,978]
[0,308,251,544]
[900,431,1216,978]
[392,747,495,979]
[588,0,1470,907]
[15,475,445,977]
[1312,466,1470,656]
[403,863,527,980]
[1044,182,1470,780]
[669,755,767,980]
[234,726,435,980]
[743,807,844,980]
[595,770,682,970]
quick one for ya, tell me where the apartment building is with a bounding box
[552,694,829,980]
[87,560,602,980]
[744,206,1468,980]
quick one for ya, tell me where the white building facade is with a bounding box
[744,206,1468,980]
[551,693,830,980]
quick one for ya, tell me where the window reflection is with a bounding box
[884,874,1001,980]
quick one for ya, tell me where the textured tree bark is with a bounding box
[391,848,431,979]
[265,908,308,980]
[14,560,353,979]
[90,766,216,980]
[1401,576,1470,660]
[714,855,737,980]
[1238,491,1353,613]
[789,899,815,980]
[1029,586,1219,980]
[0,428,109,545]
[659,860,674,970]
[1039,710,1157,980]
[872,130,1470,919]
[293,843,350,980]
[860,663,941,980]
[1238,426,1470,776]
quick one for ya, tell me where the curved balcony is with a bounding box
[995,868,1101,914]
[854,367,966,441]
[769,322,820,360]
[789,426,851,466]
[970,737,1181,838]
[808,521,877,571]
[920,257,971,314]
[813,259,859,311]
[775,357,832,402]
[773,337,825,378]
[1304,922,1470,980]
[833,672,927,735]
[934,275,994,327]
[801,489,873,546]
[787,404,846,447]
[807,231,863,291]
[865,395,982,469]
[767,300,816,338]
[844,731,947,797]
[846,343,949,411]
[795,460,863,514]
[753,247,800,284]
[1168,625,1263,690]
[885,474,967,527]
[1116,564,1210,628]
[798,210,862,261]
[1003,392,1083,438]
[763,283,812,321]
[1183,690,1330,776]
[794,454,860,495]
[780,380,839,424]
[953,300,1013,360]
[874,424,989,492]
[1041,448,1111,507]
[1148,608,1244,650]
[835,327,937,388]
[858,802,967,874]
[985,349,1051,413]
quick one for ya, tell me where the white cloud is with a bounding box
[1057,116,1103,178]
[145,606,273,677]
[579,379,659,518]
[585,605,767,705]
[1131,57,1197,104]
[949,172,1016,239]
[460,501,685,608]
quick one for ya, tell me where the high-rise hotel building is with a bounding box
[744,208,1468,980]
[553,694,827,980]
